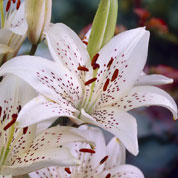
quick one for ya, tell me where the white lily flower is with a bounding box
[83,28,174,86]
[0,23,177,155]
[25,0,52,45]
[29,126,144,178]
[0,0,27,65]
[0,75,91,177]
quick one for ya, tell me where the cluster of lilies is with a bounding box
[0,0,177,177]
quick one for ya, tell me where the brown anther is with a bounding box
[107,57,114,70]
[111,69,119,82]
[6,0,11,12]
[77,65,89,72]
[92,63,100,70]
[100,155,109,165]
[103,78,110,91]
[3,114,18,131]
[79,148,96,154]
[12,0,16,3]
[91,53,99,67]
[105,173,111,178]
[16,0,21,10]
[23,127,28,134]
[64,167,71,174]
[82,41,88,45]
[85,78,97,86]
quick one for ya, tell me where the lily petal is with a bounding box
[17,95,79,127]
[136,74,173,85]
[0,44,13,54]
[113,86,178,119]
[104,137,126,170]
[81,108,138,155]
[1,126,89,176]
[44,23,90,81]
[0,55,83,106]
[0,75,36,127]
[99,164,144,178]
[5,2,27,35]
[92,27,150,108]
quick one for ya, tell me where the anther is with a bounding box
[77,65,89,72]
[103,78,110,91]
[64,167,71,174]
[12,0,16,3]
[91,53,99,67]
[107,57,114,70]
[3,114,18,131]
[16,0,21,10]
[6,0,11,12]
[79,148,96,154]
[100,155,109,165]
[23,127,28,134]
[111,69,119,82]
[92,63,100,70]
[85,78,97,86]
[105,173,111,178]
[83,41,88,45]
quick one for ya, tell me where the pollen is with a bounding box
[111,69,119,82]
[6,0,11,12]
[16,0,21,10]
[23,127,28,134]
[3,114,18,131]
[91,53,99,67]
[77,65,89,72]
[107,57,114,70]
[105,173,111,178]
[79,148,96,154]
[103,78,110,91]
[64,167,71,174]
[100,155,109,165]
[85,78,97,86]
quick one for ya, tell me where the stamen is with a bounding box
[12,0,16,3]
[107,57,114,70]
[100,155,109,165]
[103,78,110,91]
[23,127,28,134]
[16,0,21,10]
[64,167,71,174]
[92,63,100,70]
[3,114,17,131]
[91,53,99,67]
[6,0,11,12]
[77,65,89,72]
[111,69,119,82]
[79,148,96,154]
[105,173,111,178]
[85,78,97,86]
[83,41,88,45]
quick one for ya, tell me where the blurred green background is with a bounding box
[51,1,178,178]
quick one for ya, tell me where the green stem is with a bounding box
[29,44,38,55]
[0,0,4,28]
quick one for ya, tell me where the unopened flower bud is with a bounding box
[25,0,52,45]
